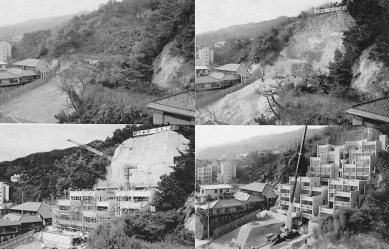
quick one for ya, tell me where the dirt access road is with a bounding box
[0,64,73,123]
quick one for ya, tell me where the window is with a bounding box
[214,190,217,193]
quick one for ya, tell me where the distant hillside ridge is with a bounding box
[196,128,325,160]
[196,16,291,47]
[0,11,88,42]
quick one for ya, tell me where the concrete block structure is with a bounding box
[0,42,11,61]
[195,46,214,66]
[197,165,213,184]
[216,159,236,183]
[198,184,234,202]
[277,134,388,220]
[0,182,9,209]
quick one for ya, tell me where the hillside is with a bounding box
[0,12,88,42]
[196,16,291,47]
[196,127,325,160]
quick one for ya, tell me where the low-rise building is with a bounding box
[0,219,20,242]
[205,199,246,216]
[12,59,51,81]
[195,65,210,76]
[198,184,234,202]
[54,188,155,232]
[4,202,52,233]
[214,64,250,84]
[7,68,39,84]
[0,72,20,86]
[148,89,195,125]
[239,182,278,208]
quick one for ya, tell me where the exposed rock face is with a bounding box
[272,11,354,77]
[152,42,194,92]
[196,12,355,125]
[351,46,389,97]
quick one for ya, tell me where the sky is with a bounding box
[196,125,326,150]
[0,0,110,26]
[0,124,126,162]
[196,0,331,34]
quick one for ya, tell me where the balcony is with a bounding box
[334,201,350,208]
[319,206,334,215]
[335,190,351,198]
[83,211,97,217]
[280,185,291,190]
[280,193,290,198]
[300,204,313,210]
[280,200,289,205]
[96,201,109,207]
[120,201,144,210]
[301,195,313,201]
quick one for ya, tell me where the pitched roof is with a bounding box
[200,184,233,190]
[195,75,222,84]
[234,192,265,202]
[215,64,241,72]
[0,71,18,80]
[262,186,278,199]
[347,97,389,122]
[0,218,19,227]
[13,59,51,73]
[209,72,225,80]
[10,202,52,219]
[148,89,195,117]
[240,182,267,192]
[8,68,38,77]
[212,199,246,209]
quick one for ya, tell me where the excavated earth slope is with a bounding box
[98,130,188,188]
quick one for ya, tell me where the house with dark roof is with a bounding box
[214,64,250,83]
[346,97,389,125]
[234,191,265,211]
[239,182,278,208]
[7,68,39,84]
[200,199,247,216]
[148,89,195,125]
[0,218,20,242]
[12,59,51,81]
[195,75,222,90]
[3,202,53,233]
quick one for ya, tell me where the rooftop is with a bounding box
[211,199,246,209]
[8,68,38,77]
[240,182,267,192]
[0,218,19,227]
[195,75,222,84]
[148,89,195,117]
[13,59,51,73]
[200,184,233,190]
[347,97,389,122]
[10,202,53,219]
[215,64,241,72]
[234,191,265,202]
[0,71,18,80]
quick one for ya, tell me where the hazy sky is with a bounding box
[196,125,326,150]
[196,0,331,34]
[0,0,110,26]
[0,124,126,162]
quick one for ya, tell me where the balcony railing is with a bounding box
[335,190,351,198]
[334,201,350,208]
[319,206,334,215]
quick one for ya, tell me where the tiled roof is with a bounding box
[148,89,195,117]
[13,59,51,73]
[0,218,19,227]
[234,192,264,202]
[10,202,52,219]
[215,64,241,72]
[347,97,389,122]
[240,182,267,192]
[0,71,18,80]
[212,199,246,209]
[195,76,222,84]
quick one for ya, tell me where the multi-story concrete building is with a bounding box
[0,182,9,209]
[197,165,213,184]
[277,134,388,220]
[0,42,11,61]
[278,177,328,219]
[195,46,214,66]
[54,188,155,232]
[217,159,236,183]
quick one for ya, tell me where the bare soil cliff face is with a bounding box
[352,46,389,97]
[272,11,354,78]
[152,42,194,92]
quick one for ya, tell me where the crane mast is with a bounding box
[67,139,112,160]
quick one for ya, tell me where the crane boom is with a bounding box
[67,139,112,160]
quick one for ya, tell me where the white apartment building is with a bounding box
[0,42,12,61]
[195,46,214,66]
[0,182,10,209]
[197,165,213,184]
[217,159,236,183]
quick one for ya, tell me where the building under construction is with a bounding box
[54,126,188,232]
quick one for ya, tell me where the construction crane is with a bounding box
[67,139,113,160]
